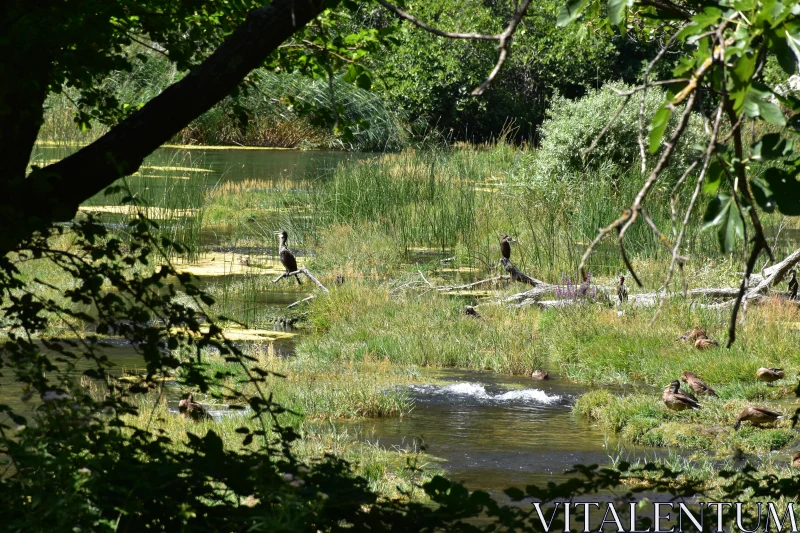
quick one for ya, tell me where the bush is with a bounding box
[529,83,707,188]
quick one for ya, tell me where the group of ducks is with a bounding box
[663,336,786,431]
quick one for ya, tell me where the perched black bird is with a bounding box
[789,270,798,300]
[275,230,301,285]
[500,234,511,261]
[617,275,628,303]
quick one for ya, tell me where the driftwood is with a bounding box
[287,294,316,309]
[272,268,329,293]
[436,275,511,292]
[746,247,800,299]
[500,257,544,286]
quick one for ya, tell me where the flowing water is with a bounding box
[346,369,653,496]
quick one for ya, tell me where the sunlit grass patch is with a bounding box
[300,284,543,374]
[575,390,798,453]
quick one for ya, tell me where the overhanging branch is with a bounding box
[4,0,326,255]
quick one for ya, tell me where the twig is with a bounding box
[287,294,316,309]
[375,0,532,96]
[417,270,434,288]
[652,96,725,323]
[471,0,532,96]
[375,0,501,41]
[272,268,329,293]
[579,91,699,284]
[436,275,511,292]
[581,94,633,161]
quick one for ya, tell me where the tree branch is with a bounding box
[375,0,532,96]
[4,0,326,255]
[374,0,502,41]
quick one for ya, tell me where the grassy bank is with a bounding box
[123,394,437,501]
[299,284,545,375]
[576,390,795,454]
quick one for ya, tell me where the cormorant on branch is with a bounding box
[275,230,301,285]
[500,234,511,261]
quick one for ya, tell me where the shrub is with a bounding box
[529,83,707,188]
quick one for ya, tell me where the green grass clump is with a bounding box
[575,391,797,454]
[540,300,800,388]
[299,284,543,375]
[180,344,418,421]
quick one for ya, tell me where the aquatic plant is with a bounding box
[555,271,599,302]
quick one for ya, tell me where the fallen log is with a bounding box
[501,257,544,286]
[436,275,511,292]
[746,247,800,299]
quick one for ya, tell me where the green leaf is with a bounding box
[702,195,727,230]
[702,160,724,196]
[764,167,800,215]
[786,21,800,68]
[608,0,632,25]
[702,194,743,253]
[742,86,786,126]
[751,133,794,161]
[751,177,776,213]
[649,103,671,154]
[557,0,590,26]
[692,7,722,29]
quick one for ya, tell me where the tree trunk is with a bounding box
[0,0,326,254]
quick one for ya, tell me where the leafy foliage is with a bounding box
[364,0,648,142]
[530,83,706,187]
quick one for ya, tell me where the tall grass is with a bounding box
[310,145,727,281]
[299,284,545,375]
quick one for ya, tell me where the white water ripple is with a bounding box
[411,382,561,404]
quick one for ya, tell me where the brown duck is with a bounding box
[733,405,782,430]
[617,275,628,303]
[464,305,482,319]
[531,369,549,380]
[178,393,212,421]
[680,371,718,398]
[662,380,701,411]
[695,337,719,350]
[757,367,785,385]
[678,328,707,342]
[792,452,800,468]
[500,234,511,261]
